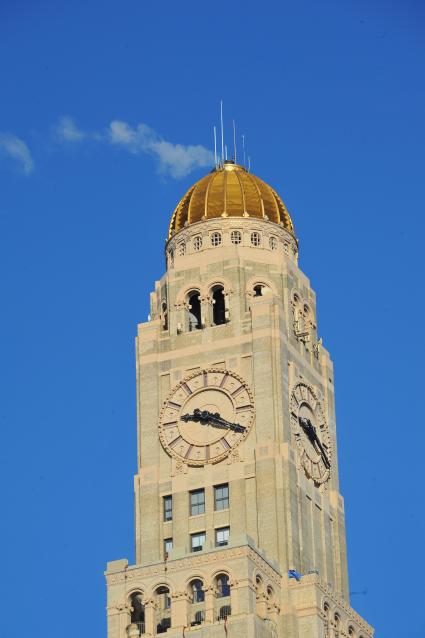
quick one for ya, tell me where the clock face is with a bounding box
[159,368,254,466]
[290,382,331,485]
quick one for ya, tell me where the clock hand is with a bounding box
[207,412,246,433]
[181,409,245,433]
[299,417,330,469]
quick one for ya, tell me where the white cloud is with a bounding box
[56,116,86,142]
[0,133,34,175]
[108,120,214,178]
[55,116,213,178]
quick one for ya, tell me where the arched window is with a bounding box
[188,579,205,627]
[211,232,222,246]
[266,585,274,601]
[189,579,204,603]
[187,291,201,331]
[218,605,231,620]
[129,592,145,634]
[348,627,355,636]
[253,284,264,297]
[155,586,171,634]
[251,231,261,246]
[161,302,168,331]
[179,242,186,256]
[230,230,242,245]
[193,236,202,251]
[269,236,277,250]
[255,574,263,591]
[211,285,226,326]
[192,610,205,626]
[216,574,230,598]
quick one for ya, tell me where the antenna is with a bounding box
[225,145,228,160]
[242,134,246,168]
[248,156,251,172]
[233,120,237,164]
[220,100,224,162]
[213,126,217,167]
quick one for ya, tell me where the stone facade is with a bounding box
[105,198,373,637]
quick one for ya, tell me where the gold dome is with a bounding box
[168,161,294,239]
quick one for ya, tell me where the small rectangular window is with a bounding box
[191,531,206,552]
[163,495,172,521]
[164,538,173,557]
[214,483,229,511]
[215,527,230,547]
[190,489,205,516]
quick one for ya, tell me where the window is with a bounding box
[157,617,171,634]
[129,592,145,631]
[251,231,261,246]
[179,242,186,256]
[193,235,202,251]
[188,292,202,331]
[164,538,173,557]
[269,236,277,250]
[211,285,226,326]
[189,579,205,603]
[163,495,172,521]
[156,586,171,610]
[215,527,230,547]
[155,587,171,634]
[230,230,242,245]
[218,605,231,620]
[216,574,230,598]
[211,231,222,246]
[214,483,229,510]
[162,302,168,331]
[190,489,205,516]
[191,531,206,552]
[253,284,264,297]
[192,610,205,626]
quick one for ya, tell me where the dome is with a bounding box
[168,161,295,240]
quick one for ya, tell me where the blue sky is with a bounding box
[1,1,424,636]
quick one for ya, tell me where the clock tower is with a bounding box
[105,161,373,638]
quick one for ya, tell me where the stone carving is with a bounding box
[290,290,316,344]
[313,337,323,359]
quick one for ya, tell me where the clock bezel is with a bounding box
[158,367,254,466]
[290,381,332,485]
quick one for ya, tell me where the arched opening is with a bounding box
[215,573,230,598]
[129,592,145,635]
[161,302,168,331]
[211,285,226,326]
[218,604,231,621]
[188,579,205,626]
[253,284,264,297]
[187,291,201,331]
[155,586,171,634]
[214,573,231,621]
[190,579,204,603]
